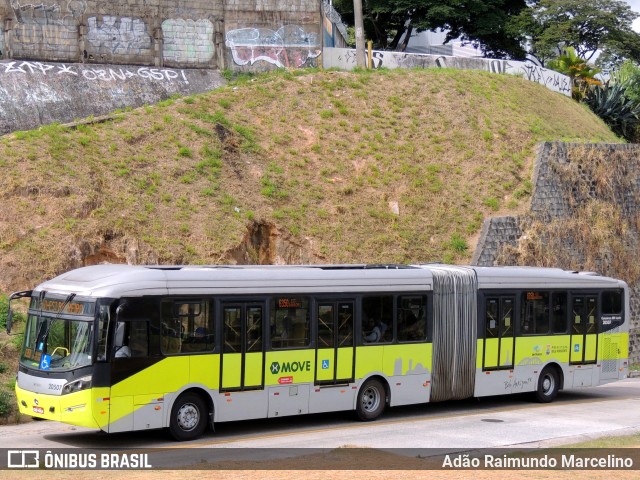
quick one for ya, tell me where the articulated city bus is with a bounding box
[7,264,629,440]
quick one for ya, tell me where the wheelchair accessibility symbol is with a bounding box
[322,359,330,370]
[39,354,51,371]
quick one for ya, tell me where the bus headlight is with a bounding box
[62,376,92,395]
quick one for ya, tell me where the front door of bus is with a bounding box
[221,303,264,391]
[570,295,598,364]
[483,296,515,370]
[315,301,355,384]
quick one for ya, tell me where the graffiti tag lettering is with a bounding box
[324,48,571,96]
[86,16,152,56]
[226,25,321,68]
[0,61,189,84]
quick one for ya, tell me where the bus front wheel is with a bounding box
[169,392,208,441]
[356,378,386,421]
[535,367,559,403]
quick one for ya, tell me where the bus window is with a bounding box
[551,292,568,334]
[602,290,622,314]
[113,298,157,358]
[114,320,148,358]
[318,304,335,348]
[397,295,426,342]
[247,307,263,352]
[601,290,624,331]
[162,300,213,354]
[586,297,597,333]
[521,291,550,335]
[362,295,393,344]
[485,299,499,338]
[501,298,514,336]
[338,303,354,347]
[270,297,310,349]
[223,307,242,353]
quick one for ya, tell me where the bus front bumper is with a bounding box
[15,383,105,430]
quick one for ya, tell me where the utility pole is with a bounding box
[353,0,366,67]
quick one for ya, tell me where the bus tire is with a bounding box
[169,392,208,441]
[356,378,386,421]
[535,367,559,403]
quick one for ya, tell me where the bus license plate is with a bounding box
[33,406,44,414]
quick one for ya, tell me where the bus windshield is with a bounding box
[20,314,94,371]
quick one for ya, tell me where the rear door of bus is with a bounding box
[483,295,515,370]
[570,295,598,365]
[315,300,355,384]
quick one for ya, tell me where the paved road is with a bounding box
[2,378,639,451]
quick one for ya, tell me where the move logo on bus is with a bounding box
[270,360,311,374]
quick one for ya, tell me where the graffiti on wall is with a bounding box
[518,62,571,95]
[10,0,85,26]
[226,25,320,68]
[326,48,571,96]
[162,18,214,64]
[10,0,85,51]
[0,60,191,84]
[86,16,152,56]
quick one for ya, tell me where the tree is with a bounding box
[611,61,640,105]
[333,0,529,58]
[512,0,640,66]
[546,47,602,100]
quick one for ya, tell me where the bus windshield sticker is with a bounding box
[39,354,51,370]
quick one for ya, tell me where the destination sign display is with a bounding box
[39,299,93,315]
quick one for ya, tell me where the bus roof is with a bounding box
[32,264,626,298]
[35,264,432,297]
[470,265,626,289]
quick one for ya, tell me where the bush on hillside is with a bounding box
[583,82,640,142]
[0,389,12,417]
[0,295,8,331]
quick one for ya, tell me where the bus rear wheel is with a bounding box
[356,378,386,421]
[535,367,559,403]
[169,392,208,441]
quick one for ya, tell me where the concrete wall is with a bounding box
[224,1,322,71]
[0,59,225,135]
[0,0,322,71]
[473,142,640,364]
[0,0,323,133]
[471,216,522,267]
[323,47,572,97]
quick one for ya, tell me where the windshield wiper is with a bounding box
[38,293,77,351]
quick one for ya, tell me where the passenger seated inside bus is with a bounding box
[364,320,387,342]
[114,322,131,358]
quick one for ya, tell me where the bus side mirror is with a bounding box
[6,309,13,334]
[6,290,33,334]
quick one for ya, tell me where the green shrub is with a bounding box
[0,294,8,330]
[0,389,12,417]
[583,83,640,142]
[449,234,469,253]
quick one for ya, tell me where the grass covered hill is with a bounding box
[0,68,621,293]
